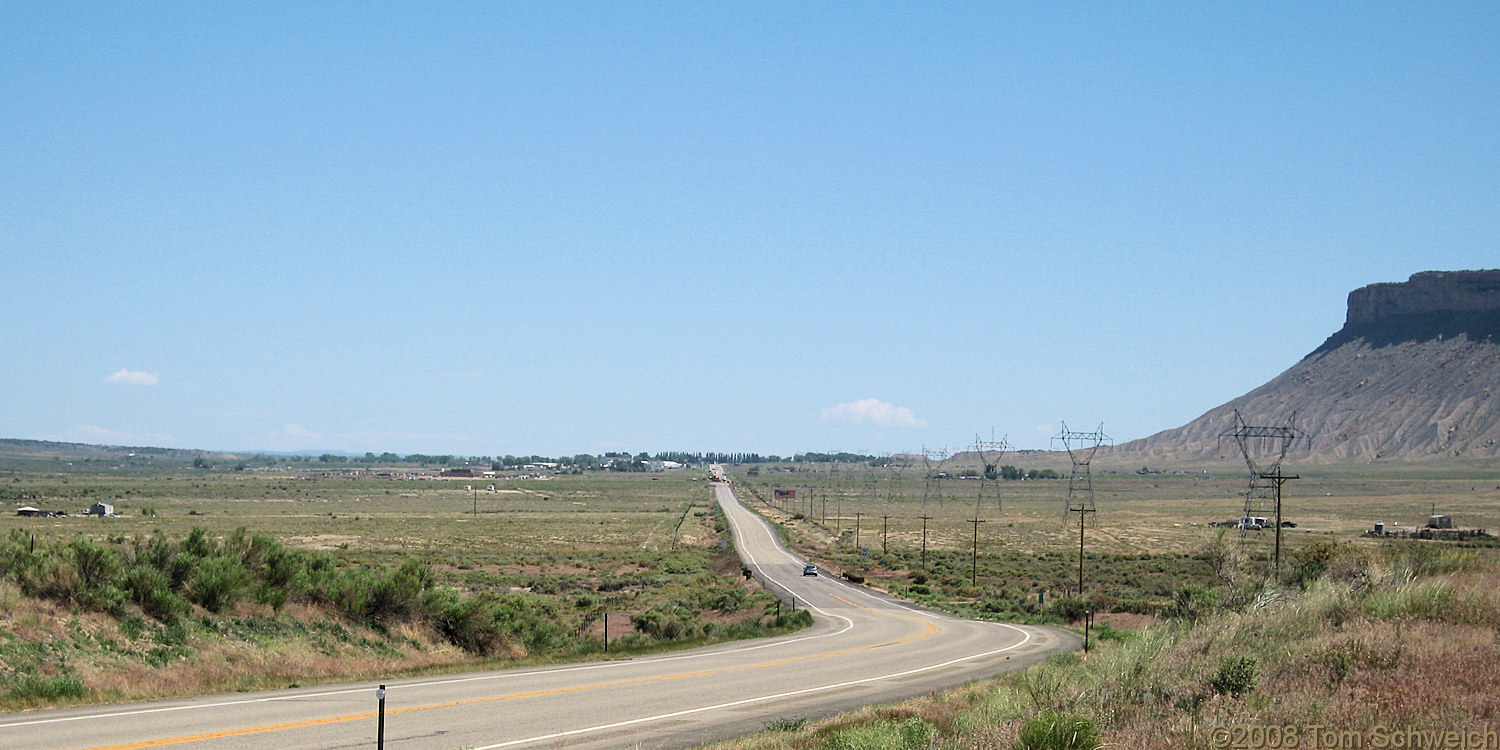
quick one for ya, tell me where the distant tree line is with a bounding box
[999,465,1062,480]
[227,450,890,470]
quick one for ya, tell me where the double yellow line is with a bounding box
[90,589,936,750]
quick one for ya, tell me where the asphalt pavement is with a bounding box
[0,474,1077,750]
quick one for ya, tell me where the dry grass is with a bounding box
[697,543,1500,750]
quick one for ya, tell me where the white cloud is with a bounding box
[820,399,927,428]
[104,369,160,386]
[336,430,473,445]
[279,423,321,439]
[68,424,174,445]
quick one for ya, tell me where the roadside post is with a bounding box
[1083,609,1092,653]
[375,684,386,749]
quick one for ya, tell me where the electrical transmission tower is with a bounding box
[921,446,950,510]
[865,453,889,504]
[886,456,909,502]
[1219,409,1308,577]
[971,433,1011,514]
[1053,422,1110,596]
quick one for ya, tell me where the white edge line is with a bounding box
[0,482,858,732]
[472,622,1036,749]
[0,475,1039,736]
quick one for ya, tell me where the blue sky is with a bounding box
[3,3,1496,457]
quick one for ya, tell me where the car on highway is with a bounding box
[802,564,818,576]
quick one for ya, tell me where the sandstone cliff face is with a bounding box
[1117,270,1500,462]
[1345,270,1500,326]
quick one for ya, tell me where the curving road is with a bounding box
[0,474,1077,750]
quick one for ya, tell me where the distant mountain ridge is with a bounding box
[0,439,238,461]
[1117,270,1500,462]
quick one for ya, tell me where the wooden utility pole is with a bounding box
[918,515,933,570]
[854,512,863,550]
[1067,505,1088,595]
[880,515,892,555]
[1268,469,1297,578]
[967,518,986,587]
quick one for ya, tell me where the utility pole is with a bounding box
[1072,505,1086,594]
[1220,410,1306,578]
[1055,423,1108,598]
[472,486,478,517]
[854,512,863,550]
[835,494,842,532]
[967,518,986,587]
[880,515,892,555]
[918,515,933,570]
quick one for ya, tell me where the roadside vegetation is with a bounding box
[730,460,1500,622]
[699,538,1500,750]
[0,469,808,710]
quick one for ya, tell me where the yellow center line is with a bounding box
[86,592,942,750]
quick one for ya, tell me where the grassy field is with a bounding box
[0,466,806,710]
[726,460,1500,618]
[703,460,1500,750]
[700,546,1500,750]
[4,453,1498,740]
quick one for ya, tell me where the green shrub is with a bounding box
[6,673,87,703]
[69,537,121,592]
[1209,655,1259,696]
[764,716,807,732]
[1050,597,1089,623]
[143,586,191,621]
[189,555,253,613]
[824,717,935,750]
[775,609,813,629]
[422,589,502,655]
[78,583,129,617]
[1291,540,1372,588]
[1015,711,1102,750]
[1163,584,1220,622]
[631,607,696,640]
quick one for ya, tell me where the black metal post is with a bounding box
[1084,608,1092,653]
[376,684,386,749]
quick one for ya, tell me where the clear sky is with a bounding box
[3,3,1497,458]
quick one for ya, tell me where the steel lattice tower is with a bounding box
[1053,422,1110,596]
[971,433,1010,514]
[921,446,950,510]
[1219,409,1308,575]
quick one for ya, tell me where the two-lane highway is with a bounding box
[0,474,1077,750]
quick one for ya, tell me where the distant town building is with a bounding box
[88,502,115,517]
